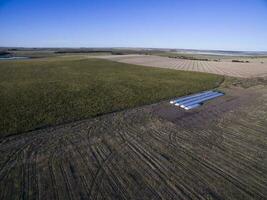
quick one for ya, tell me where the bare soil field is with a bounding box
[95,55,267,78]
[0,80,266,199]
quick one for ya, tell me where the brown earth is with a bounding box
[0,80,266,199]
[94,55,267,78]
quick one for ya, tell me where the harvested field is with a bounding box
[0,84,266,199]
[95,55,267,78]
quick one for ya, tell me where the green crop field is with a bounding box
[0,57,223,137]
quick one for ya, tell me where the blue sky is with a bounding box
[0,0,267,50]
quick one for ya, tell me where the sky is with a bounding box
[0,0,267,51]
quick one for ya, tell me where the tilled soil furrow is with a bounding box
[147,123,267,198]
[123,125,208,199]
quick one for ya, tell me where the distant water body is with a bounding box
[0,56,29,60]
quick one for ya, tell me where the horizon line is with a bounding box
[1,46,267,53]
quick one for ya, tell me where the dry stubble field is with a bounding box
[95,55,267,78]
[0,79,267,199]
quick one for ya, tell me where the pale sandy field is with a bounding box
[95,55,267,78]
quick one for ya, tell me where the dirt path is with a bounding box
[0,84,266,199]
[94,55,267,78]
